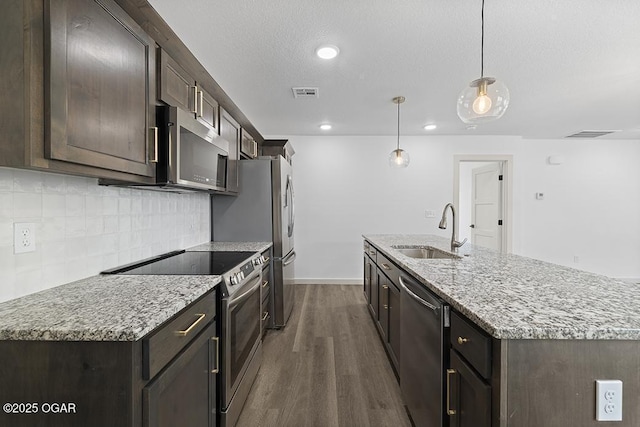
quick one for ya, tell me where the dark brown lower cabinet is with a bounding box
[0,290,218,427]
[363,254,373,304]
[387,281,401,367]
[144,322,217,427]
[448,350,491,427]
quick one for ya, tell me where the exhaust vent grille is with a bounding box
[565,130,618,139]
[292,87,319,98]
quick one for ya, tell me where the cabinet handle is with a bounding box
[191,86,198,113]
[262,280,269,288]
[262,312,270,321]
[382,285,389,290]
[175,313,206,337]
[211,337,219,374]
[381,263,391,271]
[369,250,375,256]
[198,90,204,118]
[383,304,388,310]
[150,127,158,163]
[446,368,456,415]
[457,336,469,345]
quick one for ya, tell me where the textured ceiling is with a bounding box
[147,0,640,139]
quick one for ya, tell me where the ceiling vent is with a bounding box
[292,87,319,98]
[565,130,618,139]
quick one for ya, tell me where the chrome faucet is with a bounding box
[438,203,467,252]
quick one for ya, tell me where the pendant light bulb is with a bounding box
[457,0,509,124]
[389,96,409,168]
[472,93,492,115]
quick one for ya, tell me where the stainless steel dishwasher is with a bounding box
[399,274,450,427]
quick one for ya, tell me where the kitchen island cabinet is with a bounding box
[0,274,220,427]
[363,234,640,427]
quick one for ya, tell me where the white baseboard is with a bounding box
[294,278,362,285]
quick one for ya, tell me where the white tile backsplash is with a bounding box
[0,167,211,303]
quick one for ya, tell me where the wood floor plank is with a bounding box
[235,285,411,427]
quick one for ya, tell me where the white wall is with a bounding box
[0,167,211,302]
[276,135,640,283]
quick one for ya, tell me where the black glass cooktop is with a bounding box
[102,251,255,275]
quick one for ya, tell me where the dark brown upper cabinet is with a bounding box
[158,48,219,133]
[0,0,157,182]
[219,108,241,194]
[45,0,157,178]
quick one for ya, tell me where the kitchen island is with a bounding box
[364,234,640,427]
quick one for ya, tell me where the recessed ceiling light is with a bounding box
[316,45,340,60]
[319,124,332,130]
[423,124,437,131]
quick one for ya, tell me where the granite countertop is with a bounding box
[0,274,220,342]
[0,241,271,342]
[364,234,640,340]
[187,241,272,253]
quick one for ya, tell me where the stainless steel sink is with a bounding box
[391,245,461,260]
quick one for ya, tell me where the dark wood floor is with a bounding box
[236,285,412,427]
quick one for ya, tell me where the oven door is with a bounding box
[223,271,262,407]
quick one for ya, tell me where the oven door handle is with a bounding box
[228,274,262,307]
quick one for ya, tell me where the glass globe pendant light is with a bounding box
[389,96,410,168]
[457,0,510,124]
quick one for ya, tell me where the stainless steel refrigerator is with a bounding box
[212,156,296,327]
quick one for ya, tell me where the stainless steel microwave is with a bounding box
[154,106,229,192]
[99,106,229,193]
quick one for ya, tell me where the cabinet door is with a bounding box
[158,48,196,113]
[46,0,156,178]
[378,274,390,341]
[198,89,219,131]
[219,108,241,194]
[448,350,491,427]
[388,281,401,367]
[363,255,372,303]
[143,322,218,427]
[370,268,379,321]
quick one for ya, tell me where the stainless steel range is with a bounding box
[102,250,267,427]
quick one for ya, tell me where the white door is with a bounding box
[471,163,503,251]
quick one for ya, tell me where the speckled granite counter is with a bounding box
[0,274,220,341]
[364,234,640,340]
[187,241,272,253]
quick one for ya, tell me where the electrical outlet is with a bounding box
[425,210,436,218]
[14,223,36,254]
[596,379,622,421]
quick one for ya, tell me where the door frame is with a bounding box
[453,155,513,253]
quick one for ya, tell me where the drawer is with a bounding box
[450,311,492,380]
[143,290,216,380]
[376,251,399,285]
[364,240,376,261]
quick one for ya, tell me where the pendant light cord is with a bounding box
[396,101,400,150]
[480,0,485,78]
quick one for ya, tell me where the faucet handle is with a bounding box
[453,238,468,248]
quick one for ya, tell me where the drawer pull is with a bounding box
[381,263,391,270]
[457,336,469,345]
[369,250,375,255]
[262,312,270,321]
[211,337,219,374]
[176,313,206,337]
[382,284,389,290]
[446,368,456,415]
[262,280,269,288]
